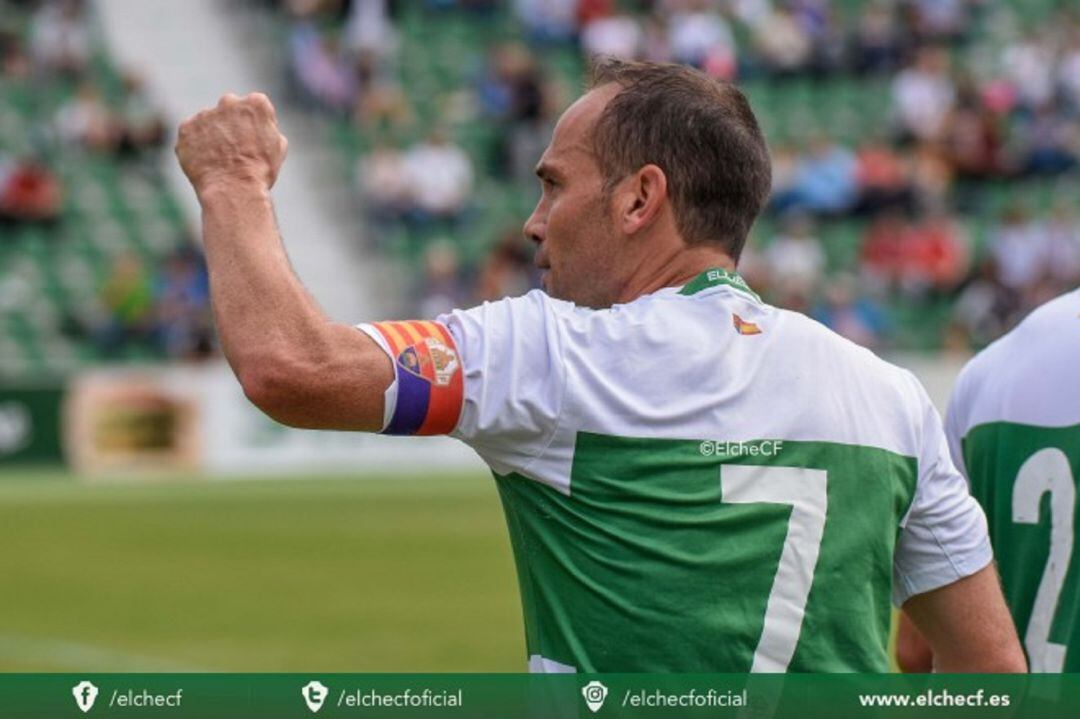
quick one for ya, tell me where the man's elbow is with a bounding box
[896,640,934,674]
[234,332,389,432]
[236,355,310,427]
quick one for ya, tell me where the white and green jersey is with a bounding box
[946,288,1080,672]
[360,268,992,673]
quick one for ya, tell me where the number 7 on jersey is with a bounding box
[721,465,829,672]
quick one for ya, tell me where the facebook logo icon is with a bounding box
[72,681,99,713]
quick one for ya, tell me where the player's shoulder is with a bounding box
[447,288,568,318]
[682,284,931,424]
[781,304,925,396]
[440,289,574,338]
[961,289,1079,388]
[951,288,1080,430]
[748,303,934,457]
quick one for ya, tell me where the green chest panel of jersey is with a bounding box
[963,421,1080,672]
[495,432,918,672]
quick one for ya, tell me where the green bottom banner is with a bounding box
[2,673,1077,719]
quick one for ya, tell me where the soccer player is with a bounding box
[175,60,1025,673]
[898,289,1080,673]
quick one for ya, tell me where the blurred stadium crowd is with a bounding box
[1,0,1078,382]
[262,0,1078,352]
[1,0,213,378]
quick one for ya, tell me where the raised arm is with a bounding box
[175,93,391,430]
[901,564,1026,673]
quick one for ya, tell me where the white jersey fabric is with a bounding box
[361,269,991,608]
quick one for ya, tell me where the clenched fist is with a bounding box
[176,93,288,198]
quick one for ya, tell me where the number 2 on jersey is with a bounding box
[1012,448,1076,672]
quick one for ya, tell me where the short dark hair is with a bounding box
[588,58,772,261]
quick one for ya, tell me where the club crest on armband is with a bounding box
[397,337,460,387]
[425,337,460,387]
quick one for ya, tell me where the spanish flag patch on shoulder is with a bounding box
[732,313,763,336]
[370,320,464,436]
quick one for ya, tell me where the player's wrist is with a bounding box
[194,174,271,204]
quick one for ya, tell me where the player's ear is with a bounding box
[618,164,667,236]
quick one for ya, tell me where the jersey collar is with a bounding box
[678,268,761,302]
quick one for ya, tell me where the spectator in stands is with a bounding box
[343,0,398,64]
[1017,101,1078,176]
[155,245,214,360]
[853,136,913,215]
[94,253,156,358]
[812,274,889,351]
[1002,29,1058,112]
[853,2,905,75]
[904,206,969,295]
[950,258,1021,349]
[890,46,955,142]
[0,30,30,80]
[478,43,523,121]
[640,13,671,64]
[402,129,474,227]
[115,73,168,155]
[477,42,551,181]
[774,136,859,217]
[576,0,614,29]
[0,155,62,225]
[859,206,971,302]
[513,0,577,45]
[767,142,799,212]
[353,80,414,136]
[943,82,1007,181]
[764,212,826,302]
[288,22,355,113]
[580,6,642,61]
[667,0,736,75]
[859,209,910,290]
[356,141,411,227]
[801,0,846,76]
[752,5,811,77]
[989,205,1051,294]
[55,76,168,158]
[908,140,953,208]
[902,0,971,43]
[55,83,117,152]
[29,0,91,77]
[506,82,560,187]
[416,240,470,318]
[474,229,536,302]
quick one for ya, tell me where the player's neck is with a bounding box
[615,243,737,304]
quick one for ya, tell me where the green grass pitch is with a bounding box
[0,469,524,672]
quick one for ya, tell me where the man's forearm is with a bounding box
[903,565,1027,673]
[198,181,330,381]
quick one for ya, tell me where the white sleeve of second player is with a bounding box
[438,290,568,477]
[892,378,993,607]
